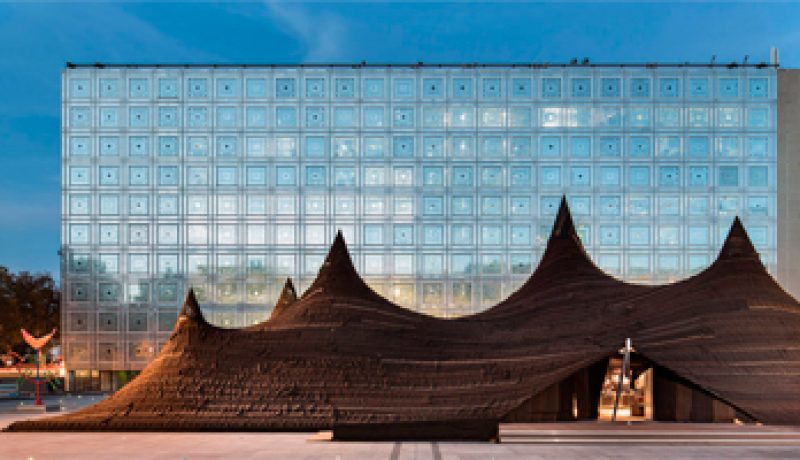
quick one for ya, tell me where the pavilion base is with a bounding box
[16,404,61,413]
[332,420,499,442]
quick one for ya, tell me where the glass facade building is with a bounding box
[62,63,777,374]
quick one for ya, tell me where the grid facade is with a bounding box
[61,64,777,371]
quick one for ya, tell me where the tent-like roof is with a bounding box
[8,199,800,434]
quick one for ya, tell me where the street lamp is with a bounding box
[19,328,58,406]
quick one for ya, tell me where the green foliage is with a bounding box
[0,266,60,355]
[115,370,131,386]
[16,371,61,389]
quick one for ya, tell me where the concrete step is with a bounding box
[15,404,61,413]
[499,424,800,445]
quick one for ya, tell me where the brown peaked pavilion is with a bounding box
[9,199,800,439]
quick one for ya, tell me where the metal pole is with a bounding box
[35,350,42,406]
[611,338,632,422]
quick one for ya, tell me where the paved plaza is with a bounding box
[3,396,800,459]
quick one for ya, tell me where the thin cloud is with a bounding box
[0,3,221,118]
[0,200,58,230]
[263,1,349,62]
[0,3,220,64]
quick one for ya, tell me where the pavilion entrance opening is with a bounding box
[596,355,653,421]
[502,351,753,424]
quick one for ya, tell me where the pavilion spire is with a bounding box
[269,278,298,320]
[716,217,760,262]
[179,288,208,325]
[550,195,577,240]
[536,196,591,270]
[301,230,379,301]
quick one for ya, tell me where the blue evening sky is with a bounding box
[0,1,798,278]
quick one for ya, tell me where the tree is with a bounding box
[0,267,60,357]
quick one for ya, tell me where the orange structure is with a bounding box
[19,328,57,406]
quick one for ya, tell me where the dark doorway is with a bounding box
[502,358,608,422]
[651,365,755,423]
[502,353,754,424]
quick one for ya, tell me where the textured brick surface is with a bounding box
[8,199,800,433]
